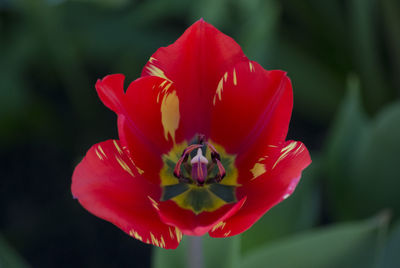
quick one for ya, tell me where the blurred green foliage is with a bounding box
[1,0,400,267]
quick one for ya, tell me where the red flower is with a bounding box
[71,20,311,249]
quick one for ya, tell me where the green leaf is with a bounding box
[240,155,321,253]
[350,0,391,111]
[379,221,400,268]
[381,0,400,92]
[69,0,131,8]
[271,39,343,122]
[351,101,400,217]
[241,214,389,268]
[325,74,400,220]
[152,235,240,268]
[0,235,30,268]
[324,75,368,219]
[236,0,280,65]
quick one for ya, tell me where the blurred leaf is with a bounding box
[241,214,389,268]
[189,0,230,27]
[350,0,391,112]
[381,0,400,92]
[271,39,343,122]
[152,235,240,268]
[379,221,400,268]
[0,235,30,268]
[69,0,130,8]
[241,155,320,253]
[351,101,400,217]
[324,75,368,219]
[326,75,400,219]
[236,0,280,65]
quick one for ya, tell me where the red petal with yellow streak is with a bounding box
[209,141,311,237]
[95,74,184,184]
[141,20,248,140]
[71,140,181,249]
[210,61,293,183]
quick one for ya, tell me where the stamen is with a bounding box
[173,135,227,186]
[173,144,202,181]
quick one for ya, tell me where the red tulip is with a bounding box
[71,20,311,249]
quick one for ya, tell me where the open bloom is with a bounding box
[71,20,311,249]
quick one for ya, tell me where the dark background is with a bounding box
[1,0,400,267]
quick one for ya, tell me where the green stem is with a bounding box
[188,236,204,268]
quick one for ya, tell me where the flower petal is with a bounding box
[209,141,311,238]
[210,61,293,164]
[95,74,125,113]
[157,197,246,236]
[96,75,185,184]
[141,20,248,139]
[71,140,181,249]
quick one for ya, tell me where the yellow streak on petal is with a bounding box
[136,166,145,175]
[169,227,175,239]
[213,77,224,106]
[129,229,143,241]
[272,141,298,169]
[223,231,231,237]
[126,155,145,175]
[113,140,123,155]
[160,90,180,143]
[98,145,107,159]
[250,163,266,180]
[146,64,171,82]
[146,239,150,244]
[233,68,237,85]
[150,232,160,247]
[159,80,168,88]
[258,156,268,161]
[160,236,166,248]
[211,221,226,232]
[224,71,228,82]
[175,227,183,243]
[115,155,134,177]
[163,82,172,93]
[147,196,159,211]
[95,149,103,160]
[149,57,156,63]
[249,61,255,72]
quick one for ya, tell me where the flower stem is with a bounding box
[188,236,204,268]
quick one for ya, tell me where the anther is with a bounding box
[173,144,202,182]
[173,135,227,186]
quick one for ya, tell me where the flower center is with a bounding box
[159,135,238,214]
[173,135,226,186]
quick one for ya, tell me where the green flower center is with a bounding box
[160,136,238,214]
